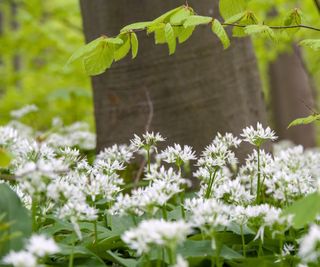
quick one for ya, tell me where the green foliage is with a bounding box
[219,0,247,20]
[0,184,32,257]
[131,33,139,59]
[183,15,212,27]
[288,113,320,128]
[300,39,320,51]
[244,25,276,41]
[282,192,320,228]
[164,23,176,55]
[211,19,230,49]
[0,148,12,168]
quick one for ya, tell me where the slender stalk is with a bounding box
[205,169,218,199]
[31,197,37,232]
[157,249,162,267]
[93,220,98,244]
[68,238,75,267]
[179,191,186,220]
[162,205,168,220]
[147,148,151,174]
[256,148,261,204]
[168,245,177,265]
[240,224,246,257]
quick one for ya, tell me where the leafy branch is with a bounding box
[66,3,320,76]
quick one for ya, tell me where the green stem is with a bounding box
[179,191,186,220]
[256,148,261,204]
[68,238,75,267]
[31,197,38,232]
[162,205,168,220]
[147,149,151,174]
[240,224,246,257]
[168,246,176,265]
[93,220,98,244]
[205,169,218,199]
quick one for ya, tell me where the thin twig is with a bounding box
[222,23,320,32]
[134,88,154,186]
[314,0,320,14]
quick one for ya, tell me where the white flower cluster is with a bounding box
[3,234,59,267]
[122,219,192,255]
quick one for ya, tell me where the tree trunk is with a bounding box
[269,45,316,148]
[80,0,268,157]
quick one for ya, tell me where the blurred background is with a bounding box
[0,0,319,151]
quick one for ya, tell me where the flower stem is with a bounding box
[168,246,176,265]
[256,148,261,204]
[162,205,168,220]
[179,191,186,220]
[69,238,75,267]
[240,224,246,257]
[147,148,151,174]
[31,197,38,232]
[93,220,98,244]
[205,169,218,199]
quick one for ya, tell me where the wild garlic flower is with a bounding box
[10,104,38,119]
[3,234,59,267]
[171,255,189,267]
[241,122,277,146]
[160,144,196,166]
[122,219,192,255]
[299,224,320,263]
[130,132,165,152]
[97,144,134,163]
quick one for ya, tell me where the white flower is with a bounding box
[160,144,196,166]
[10,105,38,119]
[122,219,192,255]
[241,122,277,146]
[3,251,37,267]
[97,144,133,163]
[130,132,165,152]
[171,255,189,267]
[26,235,60,257]
[299,224,320,263]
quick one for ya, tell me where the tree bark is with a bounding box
[269,45,316,148]
[80,0,268,158]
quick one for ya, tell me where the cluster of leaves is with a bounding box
[67,0,320,76]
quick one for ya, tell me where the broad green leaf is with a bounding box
[106,251,138,267]
[152,6,184,24]
[130,32,139,59]
[219,0,246,20]
[83,42,114,76]
[224,12,246,24]
[300,39,320,51]
[154,25,166,44]
[282,192,320,229]
[183,15,212,27]
[244,24,276,41]
[106,37,123,45]
[211,19,230,49]
[114,34,131,61]
[284,9,302,35]
[120,21,151,32]
[232,11,259,37]
[66,37,104,65]
[0,148,12,168]
[0,184,32,257]
[170,7,192,25]
[165,23,176,55]
[288,113,320,128]
[178,26,195,43]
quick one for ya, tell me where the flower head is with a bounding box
[241,122,277,146]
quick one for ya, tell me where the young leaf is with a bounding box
[83,42,114,76]
[120,21,151,32]
[0,148,11,168]
[224,11,246,24]
[178,26,195,43]
[183,15,212,27]
[170,7,191,25]
[219,0,246,20]
[300,39,320,51]
[152,6,184,24]
[130,32,139,59]
[233,11,259,37]
[106,37,124,45]
[165,23,176,55]
[244,24,276,41]
[282,192,320,229]
[284,9,302,35]
[114,35,131,62]
[66,37,105,66]
[288,113,320,128]
[211,19,230,49]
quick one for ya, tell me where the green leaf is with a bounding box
[152,6,184,24]
[211,19,230,49]
[282,192,320,229]
[183,15,212,27]
[224,12,246,24]
[284,9,302,26]
[66,37,105,66]
[106,37,123,45]
[130,32,139,59]
[114,34,131,61]
[120,21,151,32]
[288,113,320,128]
[232,11,259,37]
[154,25,166,44]
[178,26,195,43]
[219,0,246,20]
[106,251,138,267]
[0,184,32,257]
[300,39,320,51]
[83,42,114,76]
[0,148,12,168]
[170,7,192,25]
[244,24,276,41]
[165,23,176,55]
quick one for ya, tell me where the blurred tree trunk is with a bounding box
[269,45,316,147]
[80,0,268,157]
